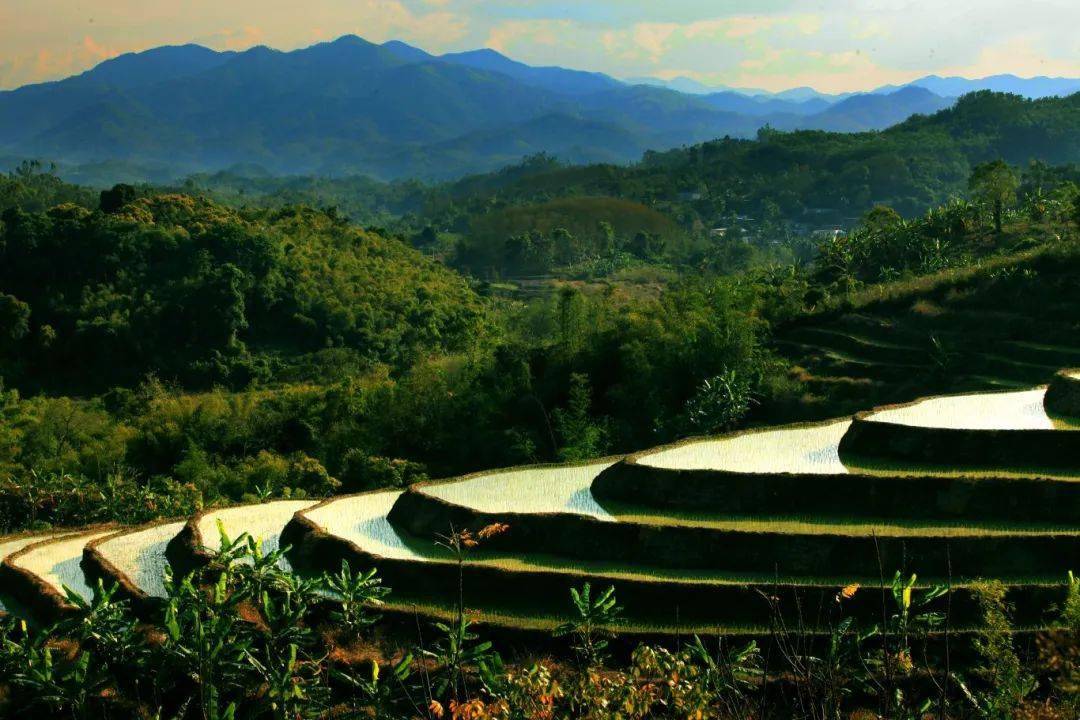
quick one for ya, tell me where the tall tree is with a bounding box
[969,160,1019,233]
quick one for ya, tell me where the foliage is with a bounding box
[0,192,488,394]
[323,560,390,639]
[963,581,1038,718]
[553,583,623,667]
[682,368,756,435]
[969,160,1020,232]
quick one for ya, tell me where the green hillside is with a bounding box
[0,190,488,394]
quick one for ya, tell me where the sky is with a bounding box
[3,1,1080,92]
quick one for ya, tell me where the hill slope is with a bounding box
[0,193,488,393]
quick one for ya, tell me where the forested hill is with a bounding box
[430,90,1080,221]
[182,90,1080,245]
[0,192,488,395]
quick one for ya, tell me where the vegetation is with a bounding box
[0,536,1076,718]
[2,92,1080,716]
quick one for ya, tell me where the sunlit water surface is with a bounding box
[866,389,1079,430]
[11,530,116,603]
[94,522,186,598]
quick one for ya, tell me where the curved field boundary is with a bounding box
[165,500,316,578]
[166,511,218,578]
[0,531,71,617]
[387,481,1079,579]
[284,495,1067,630]
[840,389,1080,470]
[0,526,117,624]
[1045,369,1080,417]
[782,327,929,365]
[83,518,187,615]
[591,421,1080,525]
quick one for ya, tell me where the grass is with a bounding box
[336,591,1075,637]
[603,504,1080,538]
[828,239,1080,315]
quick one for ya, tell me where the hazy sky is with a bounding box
[3,1,1080,92]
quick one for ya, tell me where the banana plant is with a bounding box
[421,613,494,700]
[553,583,622,666]
[331,652,415,719]
[323,559,390,639]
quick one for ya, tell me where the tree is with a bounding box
[969,160,1018,233]
[862,204,902,231]
[0,294,30,341]
[99,184,139,214]
[552,373,606,461]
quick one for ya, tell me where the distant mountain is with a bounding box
[0,35,757,180]
[437,48,620,95]
[700,91,832,117]
[75,44,236,89]
[379,40,433,63]
[2,35,1074,184]
[786,86,955,132]
[909,74,1080,99]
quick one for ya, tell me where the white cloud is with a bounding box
[3,1,1080,92]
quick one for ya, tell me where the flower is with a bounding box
[449,698,486,720]
[836,583,860,602]
[428,699,445,718]
[477,523,510,540]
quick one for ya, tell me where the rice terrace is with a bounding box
[3,0,1080,717]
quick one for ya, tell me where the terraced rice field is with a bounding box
[196,500,317,558]
[421,461,617,516]
[10,529,117,603]
[2,380,1078,632]
[90,521,186,598]
[863,388,1080,430]
[640,420,850,473]
[776,298,1080,407]
[0,534,69,613]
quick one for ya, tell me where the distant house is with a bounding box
[677,191,703,201]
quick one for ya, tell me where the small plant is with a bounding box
[554,583,623,666]
[424,523,507,702]
[958,581,1037,719]
[324,560,390,639]
[421,614,496,701]
[331,652,415,719]
[683,368,756,434]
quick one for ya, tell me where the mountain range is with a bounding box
[1,35,1076,183]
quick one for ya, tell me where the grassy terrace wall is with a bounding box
[387,485,1078,579]
[1045,369,1080,417]
[839,405,1080,471]
[283,497,1066,630]
[591,430,1080,525]
[164,513,216,579]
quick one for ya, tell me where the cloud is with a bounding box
[0,34,125,88]
[2,0,1080,92]
[486,19,569,53]
[197,26,265,51]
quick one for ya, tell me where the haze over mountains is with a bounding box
[1,34,1077,184]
